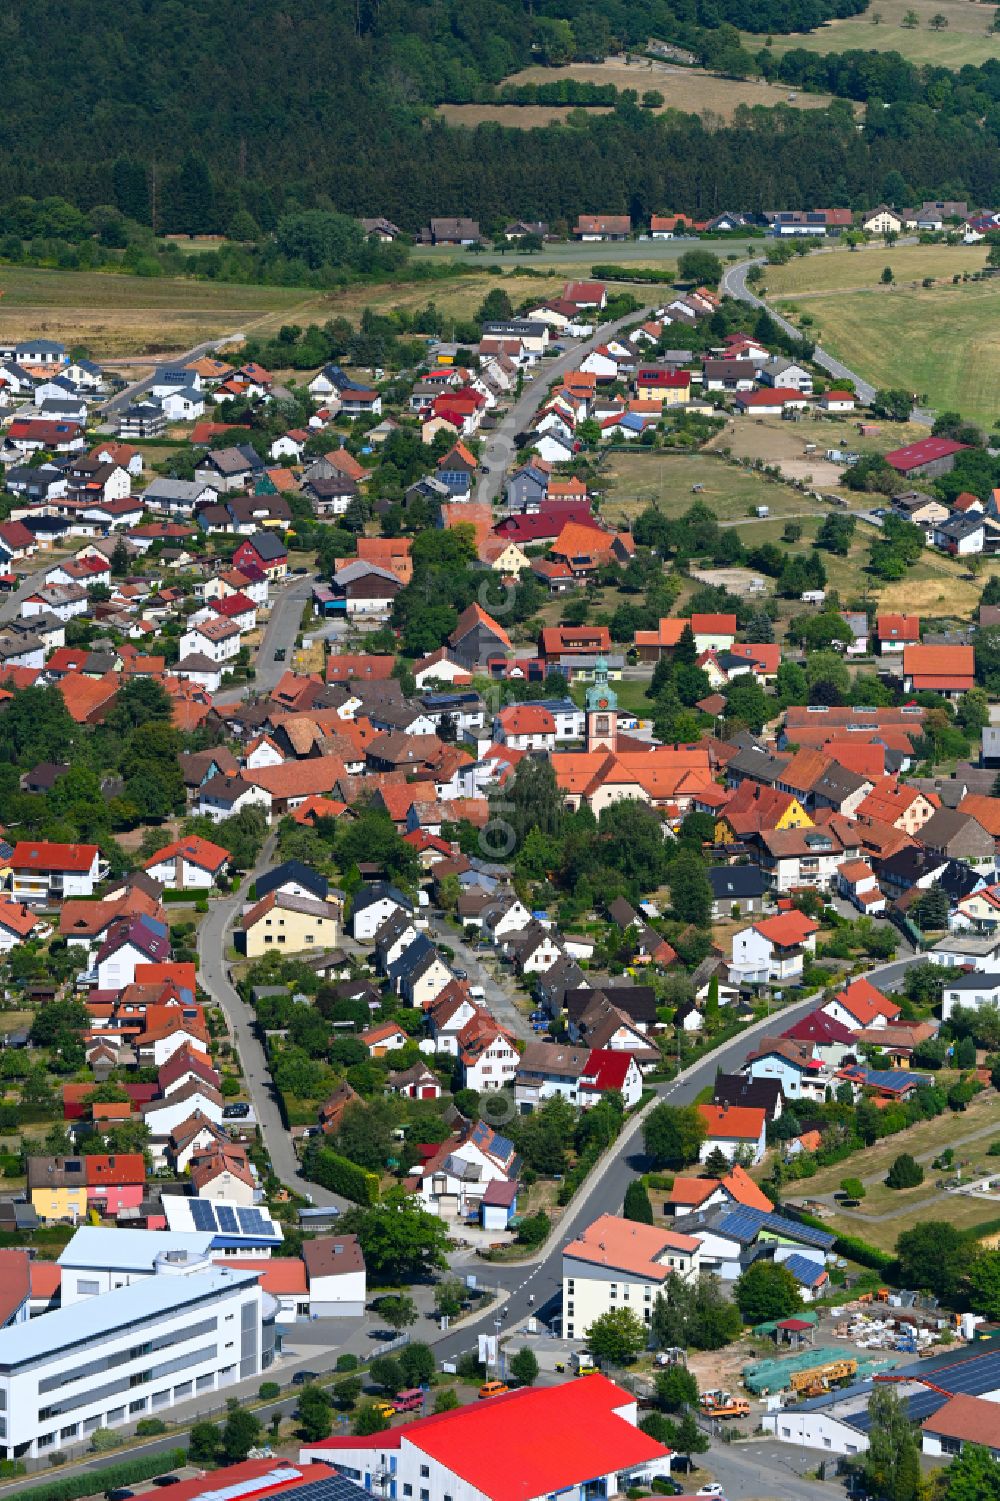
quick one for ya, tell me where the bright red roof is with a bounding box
[305,1375,670,1501]
[10,841,98,873]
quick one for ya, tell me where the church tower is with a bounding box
[586,656,618,753]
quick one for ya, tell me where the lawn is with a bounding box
[438,59,839,126]
[0,264,321,357]
[596,449,826,526]
[746,0,1000,69]
[779,1089,1000,1252]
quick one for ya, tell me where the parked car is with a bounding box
[106,1490,134,1500]
[292,1369,319,1385]
[223,1102,251,1119]
[275,647,286,661]
[696,1487,725,1498]
[478,1380,508,1399]
[151,1479,181,1489]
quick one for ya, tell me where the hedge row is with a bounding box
[306,1145,379,1205]
[17,1447,188,1501]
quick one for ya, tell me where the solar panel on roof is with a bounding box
[236,1207,258,1233]
[217,1205,240,1234]
[782,1253,825,1287]
[294,1474,373,1501]
[191,1199,216,1231]
[762,1212,835,1249]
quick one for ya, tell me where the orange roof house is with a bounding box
[877,614,920,649]
[902,643,974,695]
[563,1213,700,1283]
[753,910,820,948]
[696,1103,767,1156]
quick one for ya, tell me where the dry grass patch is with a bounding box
[441,60,839,125]
[0,265,320,357]
[763,242,988,297]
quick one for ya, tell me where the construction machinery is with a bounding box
[699,1390,751,1419]
[789,1358,858,1397]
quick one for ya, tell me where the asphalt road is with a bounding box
[213,571,315,706]
[101,331,245,416]
[196,832,349,1211]
[720,259,877,406]
[476,303,653,507]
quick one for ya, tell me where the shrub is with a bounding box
[134,1418,168,1435]
[336,1352,359,1371]
[886,1153,924,1189]
[15,1449,188,1501]
[259,1381,281,1400]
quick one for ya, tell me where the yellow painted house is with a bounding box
[634,369,691,406]
[27,1157,87,1222]
[241,890,340,958]
[715,790,812,845]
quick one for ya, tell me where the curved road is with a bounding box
[197,831,349,1211]
[430,954,924,1363]
[720,258,877,405]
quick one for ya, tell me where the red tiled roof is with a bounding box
[754,910,819,947]
[697,1103,766,1141]
[885,437,967,473]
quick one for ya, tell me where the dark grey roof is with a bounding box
[351,881,412,915]
[708,866,767,900]
[256,860,329,903]
[713,1072,783,1115]
[242,530,287,561]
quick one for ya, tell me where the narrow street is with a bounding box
[197,834,349,1211]
[476,302,654,507]
[425,915,531,1040]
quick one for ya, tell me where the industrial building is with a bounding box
[0,1252,270,1460]
[302,1375,672,1501]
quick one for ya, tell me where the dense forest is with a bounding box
[4,0,1000,234]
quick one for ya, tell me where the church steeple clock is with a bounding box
[585,656,617,752]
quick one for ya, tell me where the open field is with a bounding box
[762,244,1000,423]
[776,285,1000,425]
[748,0,1000,69]
[439,59,839,127]
[0,260,645,357]
[410,238,715,276]
[597,449,828,525]
[763,242,989,296]
[0,265,323,357]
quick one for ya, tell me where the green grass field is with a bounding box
[747,0,1000,68]
[762,244,1000,424]
[596,449,825,526]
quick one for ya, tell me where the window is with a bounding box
[403,1487,412,1496]
[76,1279,100,1296]
[129,1398,147,1414]
[566,1280,574,1294]
[420,1467,429,1479]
